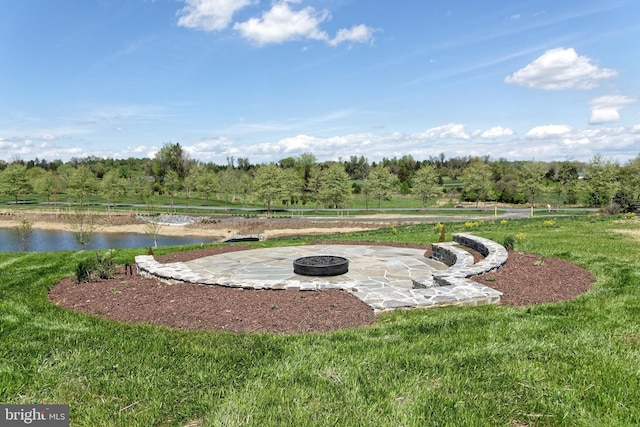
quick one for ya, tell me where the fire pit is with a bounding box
[293,255,349,276]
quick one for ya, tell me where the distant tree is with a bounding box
[278,156,296,169]
[318,163,352,208]
[26,166,47,189]
[163,170,181,207]
[253,163,289,212]
[236,157,252,171]
[294,152,317,204]
[583,154,619,208]
[367,165,396,208]
[34,171,62,203]
[614,155,640,212]
[101,170,127,208]
[282,168,305,206]
[462,159,495,208]
[131,173,155,204]
[412,164,442,208]
[194,168,219,205]
[153,142,190,180]
[218,167,240,207]
[518,161,547,208]
[0,163,32,203]
[307,164,324,210]
[556,161,579,206]
[345,155,370,180]
[236,171,253,206]
[67,165,99,206]
[494,162,522,204]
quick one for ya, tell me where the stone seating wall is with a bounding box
[424,233,508,289]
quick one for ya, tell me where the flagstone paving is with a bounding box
[136,234,506,313]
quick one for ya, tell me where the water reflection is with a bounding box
[0,228,215,252]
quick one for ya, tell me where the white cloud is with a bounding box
[525,124,572,138]
[504,48,617,90]
[480,126,514,139]
[413,123,470,140]
[329,24,375,46]
[233,2,330,45]
[183,137,238,157]
[177,0,376,46]
[589,95,636,124]
[177,0,252,32]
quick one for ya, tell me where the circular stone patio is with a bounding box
[137,244,504,312]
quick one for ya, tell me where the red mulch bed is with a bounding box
[49,243,595,334]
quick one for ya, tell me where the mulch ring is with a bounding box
[49,243,595,334]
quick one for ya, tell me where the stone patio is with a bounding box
[136,233,507,314]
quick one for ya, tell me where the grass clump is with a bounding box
[75,251,116,283]
[502,235,516,251]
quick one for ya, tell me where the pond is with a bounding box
[0,228,216,252]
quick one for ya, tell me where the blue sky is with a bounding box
[1,0,639,164]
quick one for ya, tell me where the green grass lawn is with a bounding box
[1,215,639,426]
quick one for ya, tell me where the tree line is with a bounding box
[1,143,639,212]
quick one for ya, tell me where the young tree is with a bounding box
[583,154,619,208]
[615,155,640,212]
[518,161,547,208]
[412,164,442,208]
[162,170,181,207]
[237,171,253,207]
[66,207,103,249]
[195,168,219,205]
[218,167,240,207]
[294,152,317,204]
[283,167,305,206]
[131,173,155,204]
[462,159,495,208]
[67,165,99,206]
[306,164,323,210]
[144,220,164,248]
[101,170,127,208]
[0,163,32,203]
[553,161,579,208]
[367,165,396,208]
[318,163,352,208]
[252,163,289,212]
[34,171,62,203]
[153,142,190,180]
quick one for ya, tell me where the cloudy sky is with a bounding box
[1,0,639,164]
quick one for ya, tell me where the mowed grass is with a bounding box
[1,215,639,426]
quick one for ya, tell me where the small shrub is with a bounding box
[438,223,446,242]
[75,251,116,283]
[75,258,98,283]
[94,251,115,279]
[502,235,516,252]
[603,203,622,215]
